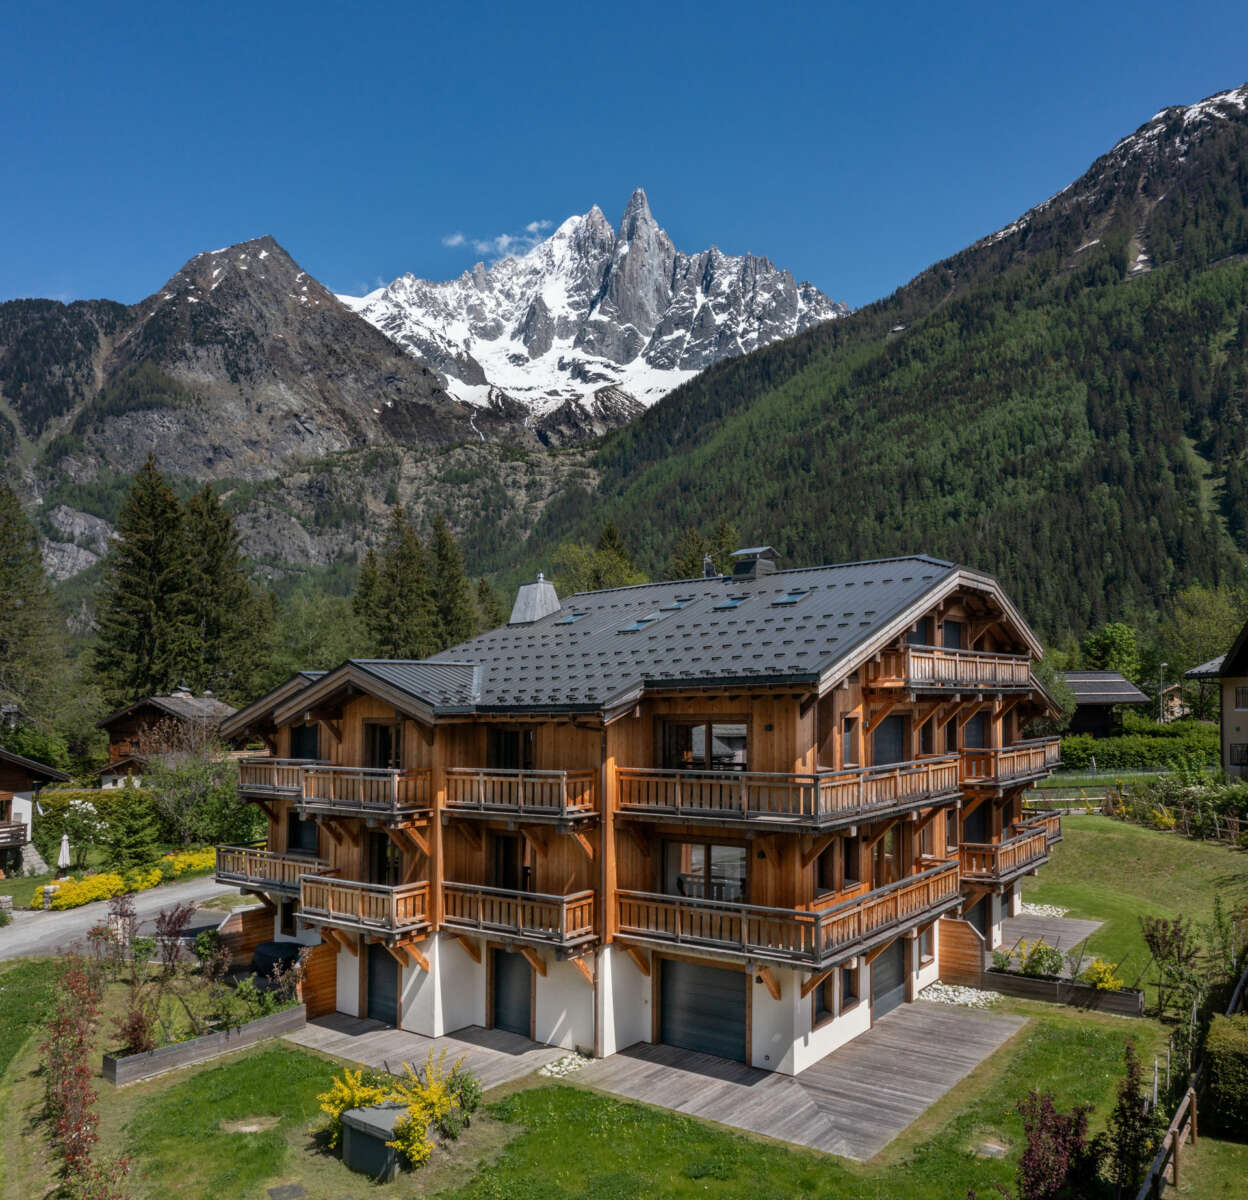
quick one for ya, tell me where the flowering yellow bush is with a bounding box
[160,849,215,878]
[31,864,166,910]
[317,1068,390,1148]
[1150,808,1176,830]
[1082,958,1125,991]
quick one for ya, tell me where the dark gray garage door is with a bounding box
[366,941,399,1025]
[965,896,990,937]
[871,939,907,1019]
[660,959,746,1062]
[492,949,531,1037]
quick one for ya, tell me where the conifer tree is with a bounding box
[102,783,162,871]
[94,456,193,706]
[354,506,439,659]
[476,577,508,631]
[432,513,476,648]
[0,481,66,724]
[669,526,710,580]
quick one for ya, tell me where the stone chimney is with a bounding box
[509,573,561,624]
[729,546,779,581]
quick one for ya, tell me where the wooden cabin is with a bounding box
[0,747,70,871]
[95,687,238,787]
[216,550,1061,1075]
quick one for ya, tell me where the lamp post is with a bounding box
[1158,662,1168,724]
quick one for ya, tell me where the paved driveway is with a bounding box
[0,875,235,960]
[576,1001,1026,1160]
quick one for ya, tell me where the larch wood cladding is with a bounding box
[298,941,338,1017]
[217,904,277,968]
[937,916,988,986]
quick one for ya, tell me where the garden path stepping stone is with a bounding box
[267,1186,307,1199]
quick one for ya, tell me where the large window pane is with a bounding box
[709,724,747,771]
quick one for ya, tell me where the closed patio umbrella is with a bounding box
[57,832,71,877]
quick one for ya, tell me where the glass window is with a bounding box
[287,809,319,855]
[772,589,809,606]
[555,611,587,625]
[364,722,400,769]
[279,900,297,938]
[842,717,859,766]
[816,842,837,895]
[963,712,988,750]
[906,617,932,646]
[290,724,319,760]
[1231,744,1248,766]
[664,841,746,902]
[843,837,861,887]
[662,721,747,771]
[620,613,661,633]
[1235,688,1248,711]
[920,926,934,963]
[946,809,959,848]
[944,718,957,753]
[942,620,964,650]
[713,594,747,610]
[872,827,899,887]
[813,977,833,1025]
[840,965,859,1008]
[919,719,934,755]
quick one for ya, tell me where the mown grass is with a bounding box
[1171,1133,1248,1197]
[1022,815,1248,998]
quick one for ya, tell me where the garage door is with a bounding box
[871,939,907,1019]
[965,896,990,937]
[492,949,532,1037]
[659,959,746,1062]
[366,942,399,1025]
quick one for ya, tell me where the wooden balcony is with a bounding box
[441,882,596,948]
[617,756,960,830]
[867,645,1033,691]
[300,766,433,820]
[959,828,1049,884]
[960,738,1061,788]
[1022,809,1063,845]
[616,860,961,969]
[215,845,329,894]
[0,821,27,848]
[238,757,318,797]
[444,768,598,822]
[299,876,431,935]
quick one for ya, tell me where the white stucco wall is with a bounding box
[534,954,595,1052]
[596,945,651,1057]
[987,893,1003,949]
[787,962,874,1075]
[1009,881,1023,919]
[272,907,322,947]
[335,942,360,1017]
[915,923,940,992]
[399,932,485,1037]
[9,792,32,835]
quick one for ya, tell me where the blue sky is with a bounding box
[3,1,1247,309]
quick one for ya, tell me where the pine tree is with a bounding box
[432,513,476,648]
[354,506,439,658]
[94,456,193,706]
[669,526,711,579]
[598,521,628,559]
[476,577,508,631]
[0,482,66,724]
[102,784,162,871]
[183,485,272,701]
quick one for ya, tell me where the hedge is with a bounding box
[1059,728,1219,770]
[1205,1013,1248,1139]
[31,786,170,864]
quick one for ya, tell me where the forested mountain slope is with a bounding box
[511,84,1248,637]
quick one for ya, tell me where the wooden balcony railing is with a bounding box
[961,738,1061,786]
[299,877,431,934]
[238,757,320,796]
[215,845,329,893]
[617,756,960,828]
[444,768,598,819]
[959,828,1050,881]
[616,860,961,968]
[441,883,596,946]
[301,766,432,818]
[1021,810,1063,844]
[867,645,1033,690]
[0,821,27,847]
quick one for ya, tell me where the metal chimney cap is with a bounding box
[730,546,778,559]
[509,575,561,624]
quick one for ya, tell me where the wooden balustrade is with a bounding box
[441,883,596,946]
[0,821,27,847]
[215,845,328,892]
[301,766,432,817]
[868,645,1033,690]
[444,769,598,818]
[617,756,960,827]
[959,829,1049,881]
[299,877,430,933]
[1021,810,1063,844]
[960,738,1061,785]
[616,861,960,968]
[238,758,318,795]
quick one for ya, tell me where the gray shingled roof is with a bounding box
[424,555,960,710]
[1185,655,1225,679]
[1062,671,1150,706]
[100,692,237,730]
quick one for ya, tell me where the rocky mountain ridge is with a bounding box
[340,189,847,419]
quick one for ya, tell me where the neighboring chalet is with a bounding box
[0,746,70,872]
[1061,670,1150,737]
[1187,619,1248,779]
[96,686,238,787]
[216,550,1062,1075]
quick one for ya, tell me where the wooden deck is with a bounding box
[576,1001,1025,1160]
[989,913,1103,976]
[285,1013,564,1090]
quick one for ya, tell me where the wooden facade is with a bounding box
[216,577,1060,1074]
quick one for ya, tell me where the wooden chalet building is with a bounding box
[216,550,1061,1075]
[96,687,238,787]
[1,747,70,871]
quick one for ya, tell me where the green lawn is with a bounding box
[1170,1134,1248,1197]
[1022,815,1248,997]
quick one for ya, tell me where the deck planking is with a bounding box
[577,1001,1026,1160]
[990,914,1103,975]
[285,1013,564,1090]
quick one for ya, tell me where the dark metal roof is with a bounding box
[352,661,480,707]
[218,671,326,741]
[0,747,71,782]
[1185,656,1225,680]
[424,555,961,710]
[99,692,237,730]
[1061,671,1150,706]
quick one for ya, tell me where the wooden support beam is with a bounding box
[800,965,837,999]
[571,831,595,862]
[757,965,781,1002]
[519,827,548,858]
[961,886,990,914]
[865,699,899,737]
[519,946,546,977]
[397,938,430,973]
[571,956,594,987]
[317,816,343,846]
[624,945,651,976]
[865,939,895,966]
[454,934,481,964]
[960,793,990,824]
[622,825,652,860]
[384,826,410,857]
[862,820,896,852]
[802,833,836,870]
[243,889,276,911]
[457,822,483,853]
[800,692,818,718]
[402,825,430,858]
[320,719,342,744]
[253,799,278,824]
[957,701,990,731]
[417,721,435,747]
[382,942,410,970]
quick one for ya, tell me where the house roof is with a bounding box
[0,747,71,783]
[218,672,326,741]
[99,692,237,731]
[1185,656,1225,679]
[1061,671,1150,706]
[275,555,1044,721]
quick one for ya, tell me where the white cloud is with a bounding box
[442,218,554,261]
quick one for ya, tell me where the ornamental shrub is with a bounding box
[32,864,165,911]
[316,1067,389,1148]
[1205,1014,1248,1139]
[1020,939,1064,978]
[1059,726,1218,771]
[1081,958,1125,992]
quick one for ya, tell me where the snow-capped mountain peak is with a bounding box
[339,190,847,427]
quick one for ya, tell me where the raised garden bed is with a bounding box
[102,1004,306,1086]
[984,968,1145,1016]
